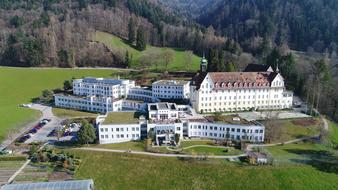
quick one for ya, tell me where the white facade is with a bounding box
[152,80,190,100]
[54,94,147,113]
[98,123,141,144]
[148,102,189,121]
[73,77,135,98]
[127,87,154,102]
[187,120,265,143]
[54,94,123,113]
[191,72,293,113]
[97,113,146,144]
[148,122,184,145]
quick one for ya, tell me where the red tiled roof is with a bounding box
[208,72,278,89]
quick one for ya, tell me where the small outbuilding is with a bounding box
[1,179,94,190]
[246,151,268,165]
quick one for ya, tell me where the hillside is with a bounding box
[93,31,201,72]
[196,0,338,54]
[0,0,225,69]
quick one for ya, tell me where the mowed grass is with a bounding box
[69,150,338,190]
[52,108,99,118]
[91,141,145,151]
[183,146,243,156]
[94,31,201,72]
[0,67,120,142]
[263,118,321,143]
[328,120,338,144]
[180,140,215,148]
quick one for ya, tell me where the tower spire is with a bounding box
[276,63,280,73]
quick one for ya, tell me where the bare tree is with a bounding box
[162,49,174,71]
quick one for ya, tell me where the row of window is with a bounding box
[201,94,280,101]
[153,86,183,89]
[200,100,282,106]
[100,127,140,132]
[189,131,263,141]
[190,125,263,134]
[100,134,140,139]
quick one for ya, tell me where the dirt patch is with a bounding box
[291,119,318,127]
[48,171,73,181]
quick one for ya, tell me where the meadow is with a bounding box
[94,31,201,72]
[69,149,338,190]
[0,67,120,142]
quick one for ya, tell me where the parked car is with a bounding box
[18,134,30,143]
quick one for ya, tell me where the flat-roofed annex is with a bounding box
[102,112,141,125]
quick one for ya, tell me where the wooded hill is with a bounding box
[0,0,227,68]
[196,0,338,55]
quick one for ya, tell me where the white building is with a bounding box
[191,70,293,113]
[73,77,135,99]
[96,112,146,144]
[54,94,147,114]
[152,80,190,100]
[187,118,265,142]
[148,102,189,121]
[55,77,149,114]
[54,94,124,113]
[127,86,154,102]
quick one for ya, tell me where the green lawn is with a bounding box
[103,112,140,124]
[69,150,338,190]
[328,120,338,144]
[264,118,321,143]
[52,108,99,118]
[183,146,243,156]
[180,140,215,148]
[0,67,122,143]
[91,141,145,151]
[94,31,201,72]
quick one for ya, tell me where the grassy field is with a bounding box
[94,31,201,72]
[69,150,338,190]
[328,120,338,144]
[0,67,122,143]
[182,146,243,156]
[180,140,215,148]
[52,108,99,118]
[91,141,145,151]
[103,112,140,124]
[264,118,321,143]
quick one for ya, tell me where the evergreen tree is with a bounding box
[136,27,146,51]
[125,51,132,68]
[225,62,236,72]
[77,121,96,145]
[218,50,225,71]
[207,48,218,72]
[128,17,136,43]
[78,0,88,9]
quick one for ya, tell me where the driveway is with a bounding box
[25,104,73,143]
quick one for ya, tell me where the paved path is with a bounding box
[75,147,247,159]
[25,104,62,144]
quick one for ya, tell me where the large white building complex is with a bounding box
[55,56,296,146]
[96,102,265,145]
[54,77,150,113]
[190,62,293,113]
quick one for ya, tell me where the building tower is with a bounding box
[200,53,208,73]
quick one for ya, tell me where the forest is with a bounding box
[0,0,227,68]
